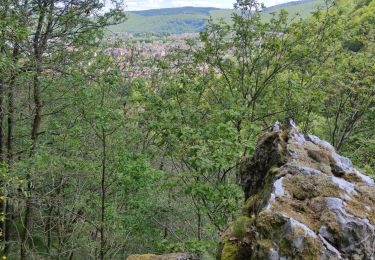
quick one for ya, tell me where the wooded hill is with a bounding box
[110,0,321,35]
[0,0,374,259]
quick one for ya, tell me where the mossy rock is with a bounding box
[256,211,286,238]
[306,149,335,164]
[252,239,274,259]
[342,172,363,183]
[279,226,322,260]
[221,242,238,260]
[283,175,339,200]
[242,194,261,215]
[127,253,198,260]
[226,122,375,259]
[127,254,156,260]
[231,216,253,238]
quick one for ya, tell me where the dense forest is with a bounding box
[0,0,374,259]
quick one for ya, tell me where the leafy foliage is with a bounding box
[0,0,374,259]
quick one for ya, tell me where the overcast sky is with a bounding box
[124,0,291,10]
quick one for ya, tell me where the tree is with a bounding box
[0,0,125,257]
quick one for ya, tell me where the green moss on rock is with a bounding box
[302,236,323,260]
[232,216,253,238]
[221,242,238,260]
[242,194,261,215]
[342,173,363,183]
[127,253,198,260]
[279,228,322,260]
[256,211,286,238]
[283,175,339,200]
[127,254,156,260]
[307,149,335,165]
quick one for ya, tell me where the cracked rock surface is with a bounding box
[127,253,199,260]
[219,121,375,260]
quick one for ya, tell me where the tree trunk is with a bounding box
[3,44,19,256]
[21,69,43,260]
[197,208,202,241]
[20,2,46,256]
[0,4,7,245]
[0,71,4,246]
[100,130,107,260]
[0,74,4,162]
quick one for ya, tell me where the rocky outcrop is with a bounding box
[219,120,375,259]
[126,253,199,260]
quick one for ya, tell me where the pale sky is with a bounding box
[124,0,291,10]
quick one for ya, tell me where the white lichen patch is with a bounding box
[274,177,286,197]
[331,151,354,172]
[268,248,280,260]
[265,177,288,210]
[308,134,374,187]
[308,135,335,151]
[325,197,346,210]
[288,218,318,238]
[273,121,282,132]
[291,132,306,145]
[331,176,356,196]
[298,166,323,176]
[353,169,375,186]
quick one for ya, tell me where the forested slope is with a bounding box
[110,1,322,35]
[0,0,374,259]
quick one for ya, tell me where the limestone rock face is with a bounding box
[126,253,199,260]
[219,121,375,259]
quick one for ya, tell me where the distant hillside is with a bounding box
[109,1,322,36]
[262,0,317,12]
[132,6,221,16]
[110,12,213,35]
[261,0,323,21]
